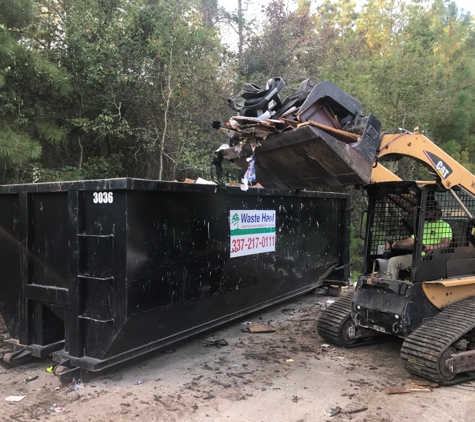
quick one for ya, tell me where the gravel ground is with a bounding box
[1,290,474,422]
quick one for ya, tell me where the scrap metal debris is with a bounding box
[211,78,382,190]
[220,78,347,144]
[201,339,228,348]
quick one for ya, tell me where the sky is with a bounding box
[218,0,474,52]
[454,0,475,15]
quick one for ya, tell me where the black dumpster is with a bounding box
[0,178,350,371]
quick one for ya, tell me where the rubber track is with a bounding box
[401,296,475,385]
[317,295,388,348]
[317,295,354,346]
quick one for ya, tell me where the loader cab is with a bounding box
[362,181,475,283]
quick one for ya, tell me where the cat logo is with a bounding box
[423,151,453,179]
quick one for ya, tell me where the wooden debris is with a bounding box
[409,380,439,389]
[281,118,298,128]
[227,372,244,379]
[241,322,276,333]
[384,387,432,395]
[227,371,254,379]
[251,183,264,189]
[225,182,264,189]
[342,402,369,414]
[297,120,360,144]
[384,380,438,395]
[232,116,287,132]
[329,402,368,417]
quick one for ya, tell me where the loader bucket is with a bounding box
[222,113,381,191]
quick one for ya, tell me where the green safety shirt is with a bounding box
[421,220,452,245]
[411,220,453,254]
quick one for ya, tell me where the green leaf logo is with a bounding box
[231,213,240,227]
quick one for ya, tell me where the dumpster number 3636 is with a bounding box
[92,192,114,204]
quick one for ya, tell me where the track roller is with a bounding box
[317,295,389,348]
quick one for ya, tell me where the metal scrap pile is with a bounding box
[214,77,370,147]
[211,78,381,190]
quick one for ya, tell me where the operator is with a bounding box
[385,205,452,280]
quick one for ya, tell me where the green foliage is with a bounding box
[83,154,124,179]
[29,0,226,182]
[0,0,71,173]
[0,125,42,164]
[451,150,475,174]
[30,165,86,183]
[36,122,67,144]
[0,0,35,28]
[14,153,125,183]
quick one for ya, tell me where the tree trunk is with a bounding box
[159,42,174,181]
[238,0,243,62]
[78,134,83,169]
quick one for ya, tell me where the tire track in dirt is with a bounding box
[0,292,471,422]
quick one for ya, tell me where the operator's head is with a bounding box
[425,202,442,222]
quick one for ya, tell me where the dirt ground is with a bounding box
[1,290,475,422]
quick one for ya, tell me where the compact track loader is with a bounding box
[217,79,475,385]
[318,132,475,385]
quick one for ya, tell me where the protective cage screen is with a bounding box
[370,192,417,255]
[369,188,475,258]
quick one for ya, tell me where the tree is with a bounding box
[228,0,317,104]
[0,0,70,180]
[427,0,475,155]
[32,0,227,182]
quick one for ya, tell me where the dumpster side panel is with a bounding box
[95,189,349,361]
[24,192,71,347]
[80,191,128,358]
[30,193,70,288]
[0,194,21,337]
[124,191,345,315]
[0,192,71,345]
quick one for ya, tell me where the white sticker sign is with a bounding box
[230,210,276,258]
